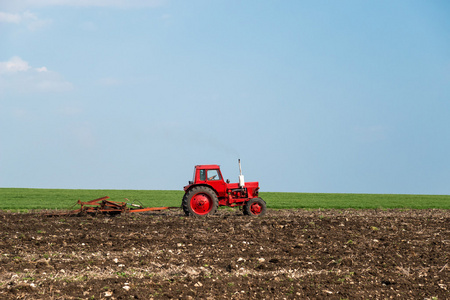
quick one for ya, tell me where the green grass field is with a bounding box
[0,188,449,211]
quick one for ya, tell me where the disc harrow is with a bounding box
[48,196,179,216]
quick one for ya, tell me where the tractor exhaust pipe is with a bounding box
[238,159,242,175]
[238,159,245,188]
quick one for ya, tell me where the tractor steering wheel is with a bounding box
[208,175,217,180]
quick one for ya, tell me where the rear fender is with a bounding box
[184,184,218,196]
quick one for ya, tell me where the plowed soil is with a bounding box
[0,209,449,299]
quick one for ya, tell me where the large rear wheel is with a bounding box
[243,198,267,216]
[182,186,218,216]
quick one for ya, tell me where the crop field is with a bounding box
[0,189,449,299]
[1,188,450,211]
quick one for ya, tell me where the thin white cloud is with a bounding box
[57,106,83,116]
[36,67,48,72]
[2,0,165,10]
[34,78,73,92]
[0,56,31,73]
[0,56,73,93]
[0,10,51,30]
[0,11,22,23]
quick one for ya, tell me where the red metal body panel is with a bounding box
[195,164,220,169]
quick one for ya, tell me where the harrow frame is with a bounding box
[55,196,178,216]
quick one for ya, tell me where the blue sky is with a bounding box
[1,0,449,194]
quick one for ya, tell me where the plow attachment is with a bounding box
[49,196,179,216]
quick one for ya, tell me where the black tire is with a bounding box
[243,197,267,216]
[181,194,190,216]
[182,186,218,217]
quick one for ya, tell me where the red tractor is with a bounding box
[182,160,266,217]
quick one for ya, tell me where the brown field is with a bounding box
[0,209,449,299]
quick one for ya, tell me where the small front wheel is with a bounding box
[243,198,266,216]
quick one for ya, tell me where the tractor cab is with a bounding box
[186,165,228,198]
